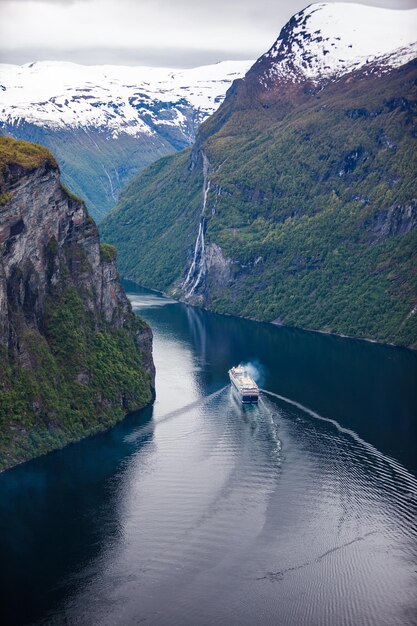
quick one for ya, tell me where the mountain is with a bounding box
[101,3,417,348]
[0,60,252,220]
[0,137,154,471]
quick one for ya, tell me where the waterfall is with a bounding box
[202,179,210,213]
[182,221,204,289]
[185,225,205,297]
[182,152,211,296]
[102,165,117,201]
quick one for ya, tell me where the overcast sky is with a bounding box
[1,0,416,67]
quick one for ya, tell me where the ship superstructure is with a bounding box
[228,366,259,403]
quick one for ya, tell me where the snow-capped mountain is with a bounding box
[0,60,251,140]
[99,2,417,347]
[2,2,416,222]
[0,60,252,219]
[253,3,417,87]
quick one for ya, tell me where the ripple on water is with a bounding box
[51,386,417,626]
[245,393,417,626]
[2,287,416,626]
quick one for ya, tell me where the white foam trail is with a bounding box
[125,386,228,443]
[261,389,417,491]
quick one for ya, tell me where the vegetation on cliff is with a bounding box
[100,242,117,262]
[101,59,417,348]
[0,289,151,470]
[0,136,58,185]
[0,138,154,471]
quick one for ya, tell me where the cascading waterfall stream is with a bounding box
[102,164,117,201]
[182,221,204,289]
[182,152,211,297]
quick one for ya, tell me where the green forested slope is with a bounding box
[101,60,417,347]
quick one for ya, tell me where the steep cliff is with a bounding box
[101,3,417,348]
[0,137,154,471]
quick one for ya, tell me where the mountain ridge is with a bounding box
[0,60,252,136]
[257,3,417,86]
[0,59,252,219]
[101,2,417,348]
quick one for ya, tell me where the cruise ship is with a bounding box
[228,366,259,403]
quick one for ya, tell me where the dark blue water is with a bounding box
[1,282,416,626]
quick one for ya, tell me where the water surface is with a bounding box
[1,282,416,626]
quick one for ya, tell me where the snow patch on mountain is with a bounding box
[0,60,252,138]
[262,3,417,85]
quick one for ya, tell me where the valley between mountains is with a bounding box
[0,1,416,470]
[0,60,251,220]
[1,2,417,624]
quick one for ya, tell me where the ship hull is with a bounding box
[229,369,259,404]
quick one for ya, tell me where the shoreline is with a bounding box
[122,277,417,354]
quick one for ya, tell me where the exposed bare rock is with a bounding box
[0,137,154,470]
[364,200,417,241]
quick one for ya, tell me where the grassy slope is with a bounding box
[101,62,417,347]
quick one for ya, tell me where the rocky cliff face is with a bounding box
[0,137,154,471]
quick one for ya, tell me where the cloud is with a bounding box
[0,0,416,67]
[0,0,87,3]
[0,45,251,68]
